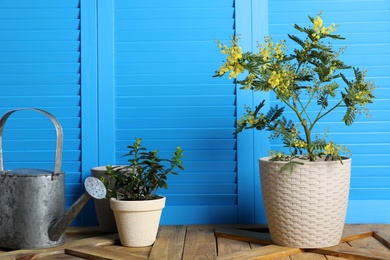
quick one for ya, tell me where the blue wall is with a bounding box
[0,0,389,225]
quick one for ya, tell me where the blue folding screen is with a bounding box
[106,0,239,224]
[0,0,85,224]
[0,0,389,226]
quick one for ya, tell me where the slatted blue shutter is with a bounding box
[268,0,390,222]
[2,0,387,226]
[109,0,238,224]
[0,0,85,224]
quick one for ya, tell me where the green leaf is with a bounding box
[288,34,305,47]
[343,107,356,126]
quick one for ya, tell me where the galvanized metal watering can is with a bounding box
[0,108,106,249]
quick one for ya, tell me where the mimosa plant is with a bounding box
[214,13,375,162]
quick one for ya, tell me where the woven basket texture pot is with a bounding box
[110,196,165,247]
[259,157,351,248]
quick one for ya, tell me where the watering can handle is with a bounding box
[0,108,63,174]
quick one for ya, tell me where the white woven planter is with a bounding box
[110,196,165,247]
[259,157,351,248]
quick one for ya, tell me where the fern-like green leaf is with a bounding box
[288,34,305,47]
[343,107,356,126]
[317,93,328,108]
[266,105,285,122]
[340,73,352,87]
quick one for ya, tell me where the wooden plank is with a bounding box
[65,246,147,260]
[2,225,390,260]
[214,228,273,245]
[325,257,352,260]
[182,228,217,260]
[40,254,87,259]
[66,226,110,242]
[66,226,107,234]
[341,225,373,238]
[373,232,390,250]
[340,231,374,243]
[272,256,293,260]
[148,225,187,260]
[104,244,151,258]
[217,245,303,260]
[0,250,65,260]
[186,224,269,230]
[217,237,251,257]
[372,225,390,250]
[347,236,389,250]
[0,233,118,259]
[311,244,390,260]
[290,252,328,259]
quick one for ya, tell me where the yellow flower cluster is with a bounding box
[312,16,337,42]
[349,69,375,109]
[269,151,287,160]
[259,38,286,62]
[243,74,256,87]
[291,126,299,138]
[290,127,306,148]
[260,46,271,61]
[267,68,294,97]
[294,140,306,148]
[355,90,369,103]
[324,142,339,156]
[313,16,323,32]
[217,39,244,79]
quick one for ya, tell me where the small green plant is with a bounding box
[214,13,375,162]
[101,138,184,200]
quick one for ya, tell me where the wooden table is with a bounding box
[0,224,389,259]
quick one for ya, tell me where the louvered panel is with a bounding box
[116,41,219,52]
[164,195,237,205]
[167,172,237,183]
[113,0,237,224]
[162,205,237,224]
[0,31,80,41]
[0,20,79,30]
[271,22,390,34]
[0,0,79,8]
[0,53,80,63]
[0,0,82,223]
[0,42,80,52]
[116,117,235,129]
[116,96,234,106]
[354,167,389,177]
[0,85,80,96]
[270,0,390,12]
[116,0,233,9]
[116,8,233,19]
[0,97,80,107]
[270,11,390,24]
[117,106,235,117]
[117,139,236,150]
[269,0,390,223]
[117,84,235,95]
[352,177,390,188]
[0,64,80,74]
[117,129,236,139]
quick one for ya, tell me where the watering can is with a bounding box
[0,108,106,249]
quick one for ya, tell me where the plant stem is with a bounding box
[309,99,343,131]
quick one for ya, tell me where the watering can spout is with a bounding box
[48,177,106,241]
